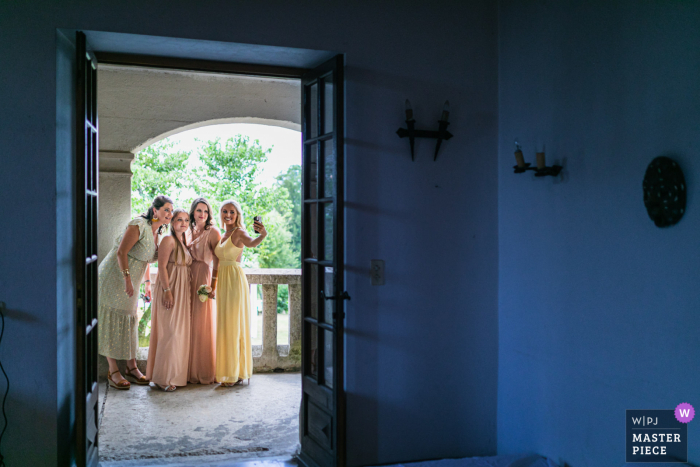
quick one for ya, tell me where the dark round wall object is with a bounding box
[643,156,686,228]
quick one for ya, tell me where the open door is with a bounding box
[298,55,348,467]
[75,31,100,467]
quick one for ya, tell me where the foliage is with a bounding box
[192,136,296,267]
[275,165,302,265]
[131,140,190,217]
[131,134,301,270]
[131,134,301,319]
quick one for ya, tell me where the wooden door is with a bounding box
[298,55,348,467]
[75,31,100,467]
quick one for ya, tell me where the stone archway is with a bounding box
[97,64,300,263]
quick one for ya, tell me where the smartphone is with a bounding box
[253,216,261,234]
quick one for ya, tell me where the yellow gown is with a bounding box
[214,234,253,382]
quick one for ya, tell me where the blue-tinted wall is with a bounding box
[497,2,700,466]
[0,1,499,465]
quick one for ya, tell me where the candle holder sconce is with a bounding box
[397,100,453,161]
[513,142,562,177]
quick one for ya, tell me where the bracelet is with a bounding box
[121,269,130,277]
[145,280,151,283]
[163,288,171,293]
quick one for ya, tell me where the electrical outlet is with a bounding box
[370,260,385,286]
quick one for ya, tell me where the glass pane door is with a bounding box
[299,54,346,467]
[75,31,100,467]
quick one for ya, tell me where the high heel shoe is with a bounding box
[125,366,150,385]
[108,370,130,390]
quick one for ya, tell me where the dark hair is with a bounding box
[189,197,214,232]
[140,195,174,235]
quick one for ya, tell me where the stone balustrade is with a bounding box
[245,268,301,372]
[99,268,301,380]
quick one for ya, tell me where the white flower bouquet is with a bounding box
[197,285,213,303]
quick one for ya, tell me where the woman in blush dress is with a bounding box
[214,200,267,387]
[98,195,173,390]
[186,197,221,384]
[146,209,193,392]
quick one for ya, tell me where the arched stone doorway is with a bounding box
[97,64,300,263]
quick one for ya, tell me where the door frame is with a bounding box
[63,44,347,466]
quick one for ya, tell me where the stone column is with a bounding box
[98,151,135,265]
[262,284,279,360]
[288,283,302,359]
[98,151,135,379]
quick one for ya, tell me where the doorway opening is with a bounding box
[96,65,303,465]
[67,30,346,467]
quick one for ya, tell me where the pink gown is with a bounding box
[187,228,217,384]
[146,243,192,387]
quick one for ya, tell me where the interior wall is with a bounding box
[0,1,499,465]
[497,1,700,466]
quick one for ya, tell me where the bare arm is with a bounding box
[209,228,221,295]
[116,225,141,297]
[236,220,267,249]
[158,237,175,309]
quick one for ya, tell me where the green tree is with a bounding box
[131,139,190,218]
[193,136,295,267]
[275,165,301,266]
[131,134,302,314]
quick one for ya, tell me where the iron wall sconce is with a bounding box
[397,100,453,161]
[513,142,562,177]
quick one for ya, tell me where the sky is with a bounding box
[162,123,301,186]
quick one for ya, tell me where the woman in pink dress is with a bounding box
[186,197,221,384]
[146,209,192,392]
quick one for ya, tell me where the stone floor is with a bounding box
[98,373,301,467]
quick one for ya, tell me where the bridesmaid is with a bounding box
[214,200,267,387]
[186,197,221,384]
[98,195,173,390]
[146,209,193,392]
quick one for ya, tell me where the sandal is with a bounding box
[108,370,130,390]
[221,378,248,387]
[125,366,150,385]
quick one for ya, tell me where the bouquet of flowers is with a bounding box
[197,285,213,303]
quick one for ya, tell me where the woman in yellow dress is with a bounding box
[214,200,266,387]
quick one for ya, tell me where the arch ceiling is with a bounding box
[98,64,301,153]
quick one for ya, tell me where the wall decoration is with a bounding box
[397,100,453,161]
[512,141,562,177]
[643,156,686,227]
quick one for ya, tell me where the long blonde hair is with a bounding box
[219,199,245,233]
[169,208,189,263]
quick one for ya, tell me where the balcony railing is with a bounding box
[245,268,301,371]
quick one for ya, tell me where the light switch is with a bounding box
[370,260,385,286]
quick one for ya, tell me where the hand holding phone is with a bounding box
[254,216,261,234]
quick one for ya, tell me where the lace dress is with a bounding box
[98,217,157,360]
